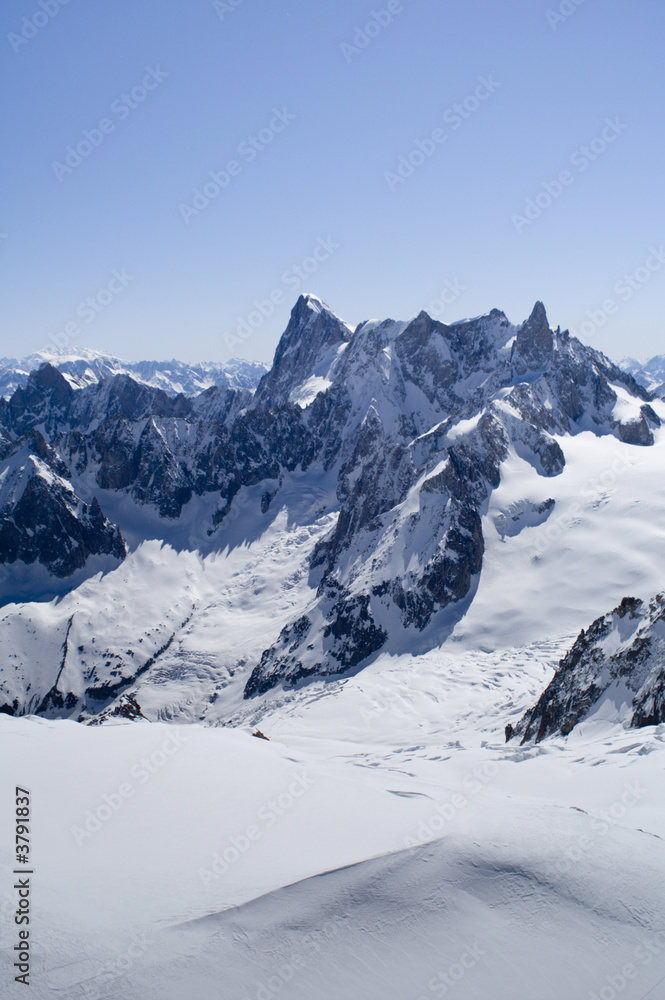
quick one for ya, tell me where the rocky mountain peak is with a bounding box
[4,363,74,435]
[512,301,553,371]
[256,295,352,404]
[31,362,74,400]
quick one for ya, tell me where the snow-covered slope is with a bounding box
[0,348,268,398]
[1,682,664,999]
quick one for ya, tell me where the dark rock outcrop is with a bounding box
[511,595,665,742]
[0,459,125,578]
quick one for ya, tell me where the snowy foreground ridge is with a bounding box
[1,296,665,998]
[1,714,665,1000]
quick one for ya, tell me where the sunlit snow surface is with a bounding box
[2,414,665,996]
[1,702,664,999]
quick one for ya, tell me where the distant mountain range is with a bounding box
[616,355,665,397]
[0,348,269,399]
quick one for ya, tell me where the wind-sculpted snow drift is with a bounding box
[0,295,660,720]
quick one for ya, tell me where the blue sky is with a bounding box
[1,0,663,364]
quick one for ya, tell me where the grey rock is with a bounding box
[0,463,125,578]
[511,595,665,742]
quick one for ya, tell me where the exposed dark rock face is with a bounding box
[322,593,387,668]
[511,595,665,742]
[0,459,125,577]
[511,301,553,372]
[616,405,659,446]
[245,615,316,697]
[244,590,387,697]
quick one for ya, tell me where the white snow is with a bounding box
[1,691,663,999]
[444,413,482,443]
[451,411,665,651]
[288,342,348,408]
[610,382,644,424]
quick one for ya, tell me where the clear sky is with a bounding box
[1,0,664,365]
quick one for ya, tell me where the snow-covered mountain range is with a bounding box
[616,354,665,397]
[1,294,664,733]
[0,348,268,398]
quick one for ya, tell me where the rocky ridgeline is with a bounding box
[0,295,659,706]
[0,458,125,578]
[510,595,665,742]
